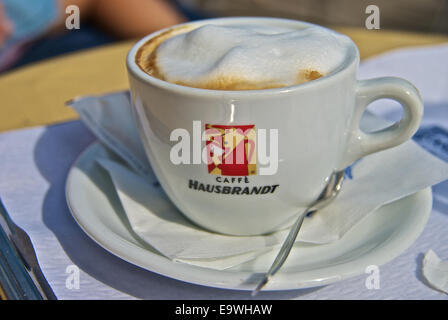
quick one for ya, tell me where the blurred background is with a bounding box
[0,0,447,74]
[182,0,448,33]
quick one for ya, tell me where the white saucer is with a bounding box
[66,142,433,291]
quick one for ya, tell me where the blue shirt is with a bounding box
[2,0,58,49]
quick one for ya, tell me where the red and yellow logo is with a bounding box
[205,124,257,176]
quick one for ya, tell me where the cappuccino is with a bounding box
[136,23,352,90]
[128,18,424,235]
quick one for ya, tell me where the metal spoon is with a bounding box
[252,170,345,296]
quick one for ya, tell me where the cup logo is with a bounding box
[169,120,278,176]
[205,124,257,176]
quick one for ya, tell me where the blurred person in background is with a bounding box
[0,0,186,72]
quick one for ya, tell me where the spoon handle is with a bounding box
[251,210,308,296]
[251,171,344,296]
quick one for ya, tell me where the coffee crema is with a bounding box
[136,24,351,90]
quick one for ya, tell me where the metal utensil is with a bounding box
[252,171,345,296]
[0,199,57,300]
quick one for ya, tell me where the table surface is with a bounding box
[0,28,448,133]
[1,28,448,300]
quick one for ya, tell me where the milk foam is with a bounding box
[152,24,353,90]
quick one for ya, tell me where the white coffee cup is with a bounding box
[127,17,423,236]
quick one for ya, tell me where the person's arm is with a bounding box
[58,0,186,38]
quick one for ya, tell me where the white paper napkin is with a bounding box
[422,250,448,294]
[69,91,448,270]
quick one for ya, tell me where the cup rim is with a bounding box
[126,16,360,97]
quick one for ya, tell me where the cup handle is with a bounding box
[337,77,424,170]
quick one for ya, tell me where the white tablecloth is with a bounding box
[1,44,448,300]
